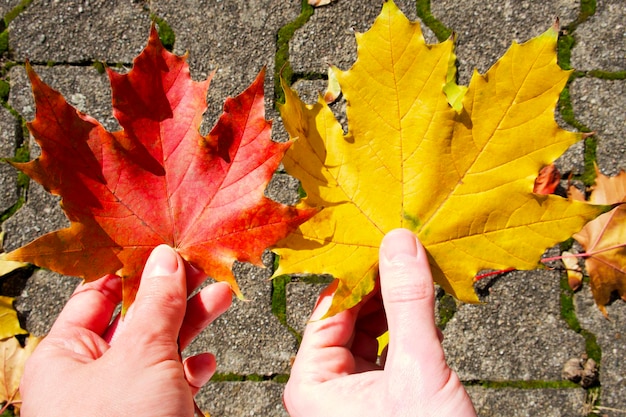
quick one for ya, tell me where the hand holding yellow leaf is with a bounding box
[273,0,605,317]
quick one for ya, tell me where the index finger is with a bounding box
[48,274,122,338]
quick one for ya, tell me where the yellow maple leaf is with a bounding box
[273,0,606,316]
[0,297,28,340]
[570,168,626,317]
[0,232,28,278]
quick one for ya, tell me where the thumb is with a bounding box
[121,244,187,343]
[379,229,444,374]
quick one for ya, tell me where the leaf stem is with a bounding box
[541,242,626,263]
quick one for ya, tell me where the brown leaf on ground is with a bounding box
[570,167,626,317]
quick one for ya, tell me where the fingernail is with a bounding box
[144,245,179,278]
[381,228,419,261]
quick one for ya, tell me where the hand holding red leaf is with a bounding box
[3,27,316,311]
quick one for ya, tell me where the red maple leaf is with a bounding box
[4,27,317,310]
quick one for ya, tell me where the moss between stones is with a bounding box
[468,380,580,390]
[415,0,452,42]
[560,275,601,363]
[150,14,175,52]
[210,373,290,383]
[273,0,314,105]
[437,292,457,330]
[3,0,33,27]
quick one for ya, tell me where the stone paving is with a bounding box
[0,1,624,416]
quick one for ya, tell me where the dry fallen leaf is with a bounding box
[570,167,626,316]
[0,335,41,415]
[308,0,333,7]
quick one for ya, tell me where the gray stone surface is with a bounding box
[8,65,120,133]
[286,281,326,334]
[184,254,299,375]
[2,180,67,252]
[443,270,585,381]
[198,381,288,417]
[575,285,626,410]
[570,77,626,175]
[570,0,626,72]
[0,1,21,18]
[431,0,579,85]
[14,269,78,336]
[9,0,151,63]
[0,106,18,213]
[151,0,300,126]
[465,386,586,417]
[290,0,421,75]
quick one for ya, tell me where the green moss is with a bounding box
[273,373,290,384]
[560,275,581,333]
[271,274,289,325]
[0,31,9,56]
[3,0,33,26]
[586,70,626,80]
[300,274,333,285]
[560,274,601,363]
[578,0,596,25]
[0,405,16,417]
[209,372,291,383]
[274,0,314,105]
[150,14,175,51]
[473,380,580,389]
[0,79,9,101]
[556,33,575,71]
[437,292,457,330]
[581,135,598,186]
[210,372,245,382]
[92,61,106,75]
[271,273,305,345]
[0,195,23,223]
[415,0,452,41]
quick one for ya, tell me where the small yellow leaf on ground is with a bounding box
[0,296,28,340]
[0,335,41,414]
[561,251,583,291]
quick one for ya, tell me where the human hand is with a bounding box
[283,228,476,417]
[20,245,232,417]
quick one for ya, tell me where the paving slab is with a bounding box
[430,0,579,85]
[0,1,21,18]
[0,106,18,213]
[198,381,287,417]
[151,0,300,126]
[569,77,626,175]
[575,285,626,411]
[465,386,586,417]
[570,0,626,72]
[8,0,151,63]
[289,0,420,75]
[8,65,119,133]
[14,269,78,336]
[286,280,326,334]
[443,270,585,381]
[184,254,299,376]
